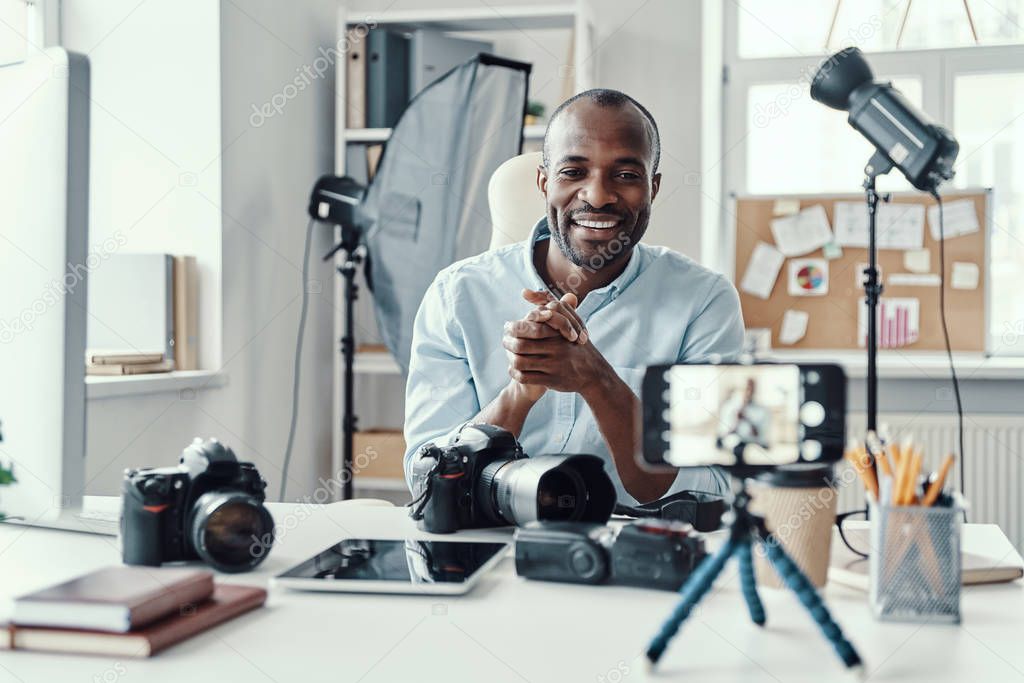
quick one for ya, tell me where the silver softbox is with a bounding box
[361,54,530,374]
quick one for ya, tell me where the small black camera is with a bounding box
[514,519,706,591]
[121,438,275,573]
[409,424,616,534]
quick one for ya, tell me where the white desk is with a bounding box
[1,501,1022,683]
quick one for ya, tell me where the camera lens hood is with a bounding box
[489,454,616,527]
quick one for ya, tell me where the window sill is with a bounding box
[85,370,228,400]
[762,350,1024,380]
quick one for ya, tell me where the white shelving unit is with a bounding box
[332,2,595,492]
[344,123,547,144]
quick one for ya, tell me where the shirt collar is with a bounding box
[523,216,642,301]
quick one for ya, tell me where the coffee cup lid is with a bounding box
[754,463,835,488]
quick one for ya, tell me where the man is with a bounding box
[718,378,772,450]
[403,89,744,505]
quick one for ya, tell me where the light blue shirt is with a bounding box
[403,217,746,505]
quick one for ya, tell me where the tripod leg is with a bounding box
[762,538,863,669]
[736,540,766,626]
[646,537,737,666]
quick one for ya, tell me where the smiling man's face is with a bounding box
[538,99,661,270]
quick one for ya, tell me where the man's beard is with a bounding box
[548,204,650,272]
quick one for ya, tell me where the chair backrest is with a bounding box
[487,151,545,250]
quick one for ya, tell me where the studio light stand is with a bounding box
[308,175,368,502]
[863,150,894,436]
[323,223,366,501]
[645,471,862,673]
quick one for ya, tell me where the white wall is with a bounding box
[69,0,340,500]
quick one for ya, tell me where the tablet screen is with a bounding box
[277,539,508,585]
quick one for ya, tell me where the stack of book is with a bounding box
[1,566,266,656]
[86,351,174,376]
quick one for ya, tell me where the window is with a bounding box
[735,0,1024,59]
[745,77,922,194]
[724,3,1024,353]
[954,71,1024,350]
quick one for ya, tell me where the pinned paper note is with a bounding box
[788,258,829,296]
[951,261,979,290]
[779,310,809,345]
[929,199,979,241]
[743,328,772,355]
[740,242,784,299]
[858,297,920,348]
[822,241,843,260]
[903,248,930,273]
[833,202,869,247]
[772,199,801,216]
[833,201,924,249]
[769,204,833,257]
[877,203,925,250]
[888,273,940,287]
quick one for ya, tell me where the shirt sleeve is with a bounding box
[678,274,745,363]
[402,271,481,490]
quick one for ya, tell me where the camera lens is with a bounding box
[478,454,615,527]
[535,468,586,521]
[190,492,275,573]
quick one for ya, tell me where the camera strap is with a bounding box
[614,490,727,532]
[407,457,445,520]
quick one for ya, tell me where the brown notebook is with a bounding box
[88,351,165,365]
[86,360,175,376]
[13,566,214,633]
[2,584,266,657]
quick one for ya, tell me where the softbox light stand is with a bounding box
[323,224,365,501]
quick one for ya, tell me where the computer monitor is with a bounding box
[0,48,96,530]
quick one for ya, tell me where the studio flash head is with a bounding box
[810,47,958,192]
[308,175,365,227]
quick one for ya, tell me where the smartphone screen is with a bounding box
[666,364,802,467]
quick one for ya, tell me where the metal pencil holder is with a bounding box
[868,500,962,623]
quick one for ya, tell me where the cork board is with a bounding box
[734,190,989,352]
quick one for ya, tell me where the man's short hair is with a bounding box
[541,88,661,173]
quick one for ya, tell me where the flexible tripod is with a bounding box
[646,477,863,672]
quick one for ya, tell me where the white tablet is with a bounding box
[272,538,511,595]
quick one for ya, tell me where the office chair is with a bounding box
[487,151,546,250]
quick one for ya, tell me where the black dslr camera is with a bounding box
[409,424,616,534]
[122,438,275,573]
[514,519,706,591]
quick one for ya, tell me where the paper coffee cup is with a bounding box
[748,464,837,588]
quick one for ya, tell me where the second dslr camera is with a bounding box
[122,438,275,573]
[409,424,616,533]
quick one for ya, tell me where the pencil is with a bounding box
[903,450,923,505]
[893,445,911,504]
[860,446,880,501]
[876,447,893,478]
[922,453,956,506]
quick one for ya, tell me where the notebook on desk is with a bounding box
[829,528,1024,591]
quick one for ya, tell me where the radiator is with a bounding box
[836,413,1024,552]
